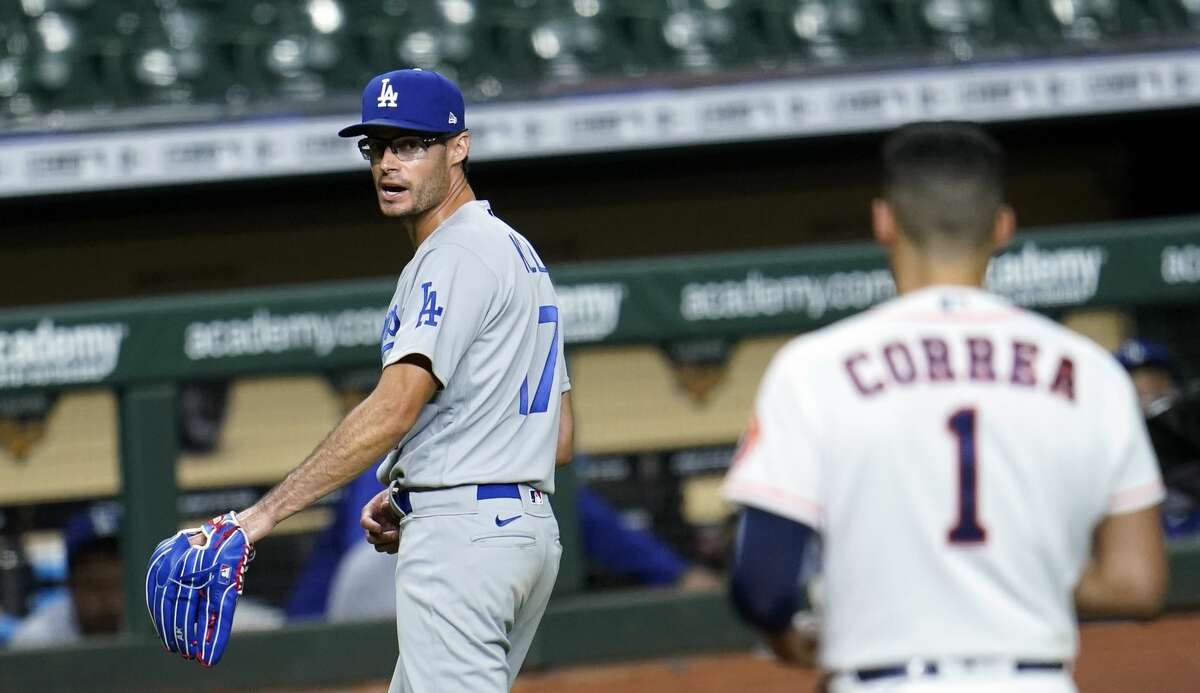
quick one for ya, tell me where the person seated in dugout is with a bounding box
[1116,338,1200,535]
[8,505,125,648]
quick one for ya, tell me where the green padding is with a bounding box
[1165,537,1200,610]
[0,620,398,693]
[530,589,756,666]
[118,383,179,639]
[4,216,1200,392]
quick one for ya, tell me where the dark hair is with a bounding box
[68,536,120,578]
[881,121,1005,251]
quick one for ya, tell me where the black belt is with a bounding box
[856,660,1065,682]
[389,482,522,516]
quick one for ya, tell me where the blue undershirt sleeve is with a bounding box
[728,506,817,634]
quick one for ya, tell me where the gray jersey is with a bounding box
[376,201,569,493]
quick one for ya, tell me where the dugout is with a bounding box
[2,215,1200,691]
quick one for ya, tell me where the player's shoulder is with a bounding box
[767,305,883,378]
[1011,305,1130,380]
[437,200,516,244]
[432,201,523,266]
[776,292,907,357]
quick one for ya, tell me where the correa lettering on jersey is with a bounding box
[843,335,1076,402]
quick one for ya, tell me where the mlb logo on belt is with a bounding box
[219,564,232,584]
[528,489,545,505]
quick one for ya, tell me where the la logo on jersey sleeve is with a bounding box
[381,280,446,357]
[416,281,444,328]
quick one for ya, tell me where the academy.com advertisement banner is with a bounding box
[2,219,1200,390]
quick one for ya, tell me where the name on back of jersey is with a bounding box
[843,334,1075,401]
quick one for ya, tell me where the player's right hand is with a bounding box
[361,489,402,554]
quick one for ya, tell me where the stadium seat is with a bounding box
[341,0,417,94]
[111,3,216,108]
[22,10,113,114]
[764,0,905,64]
[0,10,37,120]
[1019,0,1164,43]
[900,0,1029,60]
[657,0,749,74]
[473,1,542,97]
[528,0,626,86]
[1148,0,1200,31]
[606,0,677,76]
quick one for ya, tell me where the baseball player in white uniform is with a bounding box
[722,122,1167,693]
[226,68,573,692]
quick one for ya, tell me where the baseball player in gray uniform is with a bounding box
[226,68,573,692]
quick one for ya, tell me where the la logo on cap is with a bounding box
[377,78,398,108]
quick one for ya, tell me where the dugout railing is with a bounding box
[3,215,1200,690]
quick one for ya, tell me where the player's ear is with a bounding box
[992,204,1015,251]
[872,198,898,248]
[447,131,470,168]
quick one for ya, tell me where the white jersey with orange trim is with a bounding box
[723,285,1163,671]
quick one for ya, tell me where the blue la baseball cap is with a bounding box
[64,502,121,564]
[1115,338,1178,376]
[338,68,466,138]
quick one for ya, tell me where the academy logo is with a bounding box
[557,282,626,343]
[0,319,128,389]
[1162,244,1200,285]
[377,78,398,108]
[184,308,384,360]
[679,270,896,322]
[985,242,1106,307]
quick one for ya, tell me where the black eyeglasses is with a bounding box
[357,134,451,162]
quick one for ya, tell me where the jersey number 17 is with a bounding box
[519,305,559,415]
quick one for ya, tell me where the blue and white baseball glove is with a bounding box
[145,512,254,667]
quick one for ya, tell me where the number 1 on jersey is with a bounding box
[519,305,559,415]
[947,408,987,544]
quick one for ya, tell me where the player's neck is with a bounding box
[891,245,990,295]
[408,177,476,248]
[895,267,985,294]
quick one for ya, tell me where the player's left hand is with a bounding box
[145,512,254,667]
[361,489,402,554]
